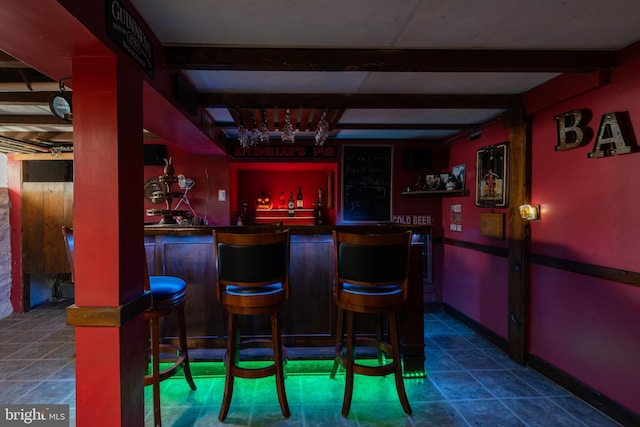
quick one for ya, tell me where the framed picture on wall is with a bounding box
[475,143,508,207]
[450,164,466,191]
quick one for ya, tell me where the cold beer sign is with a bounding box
[392,215,432,225]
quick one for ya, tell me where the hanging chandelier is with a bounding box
[280,108,296,143]
[235,107,331,146]
[314,112,329,146]
[236,108,269,147]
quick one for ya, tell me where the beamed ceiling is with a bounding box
[0,0,639,155]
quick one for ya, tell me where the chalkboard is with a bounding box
[342,145,393,223]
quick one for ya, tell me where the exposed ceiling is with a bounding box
[1,0,640,154]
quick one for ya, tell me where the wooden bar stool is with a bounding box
[212,229,290,421]
[61,226,196,427]
[143,271,197,427]
[329,230,412,418]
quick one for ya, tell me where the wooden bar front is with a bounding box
[144,224,428,376]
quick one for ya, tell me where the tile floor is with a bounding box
[0,299,622,427]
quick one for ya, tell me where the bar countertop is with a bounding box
[144,223,432,236]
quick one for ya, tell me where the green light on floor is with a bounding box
[150,359,425,379]
[403,370,426,378]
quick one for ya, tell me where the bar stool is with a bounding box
[329,230,412,418]
[144,269,197,427]
[61,227,196,427]
[212,229,290,421]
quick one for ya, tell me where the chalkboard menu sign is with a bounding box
[342,145,393,223]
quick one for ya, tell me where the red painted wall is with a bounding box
[443,46,640,414]
[441,123,511,338]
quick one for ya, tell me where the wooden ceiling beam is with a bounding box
[198,93,520,109]
[215,121,475,131]
[335,123,477,130]
[165,47,617,73]
[0,91,59,104]
[0,114,68,125]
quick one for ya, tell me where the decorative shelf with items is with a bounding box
[145,158,197,225]
[253,187,324,226]
[402,164,468,198]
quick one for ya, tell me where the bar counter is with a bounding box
[144,224,429,376]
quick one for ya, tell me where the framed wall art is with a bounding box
[475,143,509,207]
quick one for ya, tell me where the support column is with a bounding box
[507,115,531,365]
[68,55,148,427]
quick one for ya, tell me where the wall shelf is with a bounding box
[402,189,469,198]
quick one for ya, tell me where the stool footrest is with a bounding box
[232,364,278,379]
[334,343,398,377]
[144,343,188,386]
[226,338,288,381]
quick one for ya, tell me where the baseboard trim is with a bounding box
[528,354,639,426]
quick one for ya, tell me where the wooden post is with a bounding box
[506,111,531,365]
[69,55,147,427]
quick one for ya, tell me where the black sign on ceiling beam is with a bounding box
[106,0,155,77]
[231,144,338,159]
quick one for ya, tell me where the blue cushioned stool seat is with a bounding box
[149,276,187,298]
[343,283,402,296]
[225,283,283,296]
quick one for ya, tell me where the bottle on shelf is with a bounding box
[315,189,323,225]
[279,191,286,209]
[296,186,303,209]
[287,191,295,217]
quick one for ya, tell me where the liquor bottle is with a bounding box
[296,186,303,209]
[287,191,295,217]
[315,189,323,225]
[279,191,286,209]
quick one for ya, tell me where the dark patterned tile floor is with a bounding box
[0,300,622,426]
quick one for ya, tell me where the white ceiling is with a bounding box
[132,0,640,49]
[1,0,640,149]
[128,0,640,141]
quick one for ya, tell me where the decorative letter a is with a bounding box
[588,112,634,158]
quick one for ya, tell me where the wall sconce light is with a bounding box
[519,204,540,221]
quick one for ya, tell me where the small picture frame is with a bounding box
[475,143,508,207]
[424,173,448,191]
[449,164,466,191]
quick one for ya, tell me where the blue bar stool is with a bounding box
[144,271,197,427]
[62,226,196,427]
